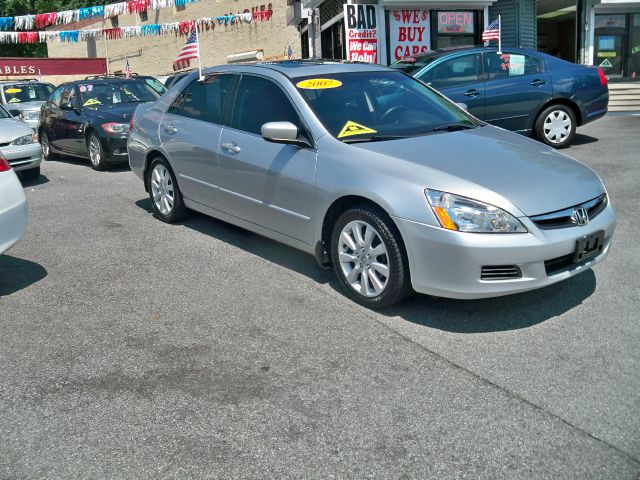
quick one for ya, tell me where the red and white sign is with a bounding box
[389,9,430,62]
[344,4,379,63]
[0,57,107,77]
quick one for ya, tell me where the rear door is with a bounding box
[216,74,317,244]
[416,52,486,120]
[483,51,553,132]
[158,73,235,207]
[56,86,85,155]
[41,86,64,146]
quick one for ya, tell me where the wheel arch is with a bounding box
[533,98,582,130]
[143,149,169,192]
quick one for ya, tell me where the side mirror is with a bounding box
[455,102,469,111]
[261,121,310,147]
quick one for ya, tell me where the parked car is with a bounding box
[0,152,28,255]
[0,80,55,131]
[39,76,163,170]
[0,104,42,180]
[391,47,609,148]
[129,61,615,308]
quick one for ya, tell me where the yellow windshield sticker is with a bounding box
[7,97,21,103]
[296,78,342,89]
[337,121,377,138]
[5,88,22,94]
[83,98,102,107]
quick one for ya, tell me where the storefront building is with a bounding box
[292,0,537,66]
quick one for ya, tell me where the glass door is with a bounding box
[628,14,640,79]
[594,14,626,78]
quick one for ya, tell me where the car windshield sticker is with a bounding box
[337,121,377,138]
[5,88,22,94]
[83,98,101,107]
[79,85,94,93]
[296,78,343,89]
[8,97,21,103]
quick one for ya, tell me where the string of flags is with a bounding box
[0,13,272,44]
[0,0,208,32]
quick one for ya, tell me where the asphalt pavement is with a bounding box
[1,114,639,479]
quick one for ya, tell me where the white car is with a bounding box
[0,104,42,181]
[0,152,28,255]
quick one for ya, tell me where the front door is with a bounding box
[158,73,235,207]
[483,51,553,133]
[216,74,317,245]
[417,52,486,120]
[56,86,85,156]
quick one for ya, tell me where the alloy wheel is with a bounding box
[150,164,175,216]
[338,220,390,297]
[543,110,572,144]
[89,136,102,166]
[41,133,50,158]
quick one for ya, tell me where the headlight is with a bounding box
[10,134,37,146]
[101,122,130,134]
[426,189,527,233]
[19,110,39,120]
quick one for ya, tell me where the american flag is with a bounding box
[125,57,132,78]
[482,18,500,41]
[287,44,295,60]
[173,29,199,71]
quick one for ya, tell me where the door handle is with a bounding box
[164,124,177,134]
[221,142,241,154]
[530,79,547,87]
[464,89,482,97]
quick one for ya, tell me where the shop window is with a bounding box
[110,16,119,28]
[301,30,309,59]
[419,53,480,89]
[432,11,480,49]
[485,52,544,80]
[139,10,148,22]
[321,21,345,60]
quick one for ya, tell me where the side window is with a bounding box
[61,87,77,107]
[230,75,301,135]
[420,54,480,89]
[485,52,544,80]
[50,86,64,107]
[168,74,233,124]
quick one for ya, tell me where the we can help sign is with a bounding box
[389,10,430,62]
[344,4,379,63]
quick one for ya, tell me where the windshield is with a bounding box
[2,83,54,104]
[78,81,161,108]
[293,71,480,142]
[390,56,436,75]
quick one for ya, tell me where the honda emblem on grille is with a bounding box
[572,207,589,226]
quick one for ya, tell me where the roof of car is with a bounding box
[394,46,548,63]
[203,59,392,79]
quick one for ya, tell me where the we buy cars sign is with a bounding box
[344,4,379,63]
[389,10,430,62]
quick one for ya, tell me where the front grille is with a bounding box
[530,194,607,230]
[8,157,32,164]
[481,265,522,281]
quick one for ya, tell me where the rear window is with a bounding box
[2,83,54,103]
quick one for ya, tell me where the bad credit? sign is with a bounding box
[389,10,430,62]
[344,4,379,63]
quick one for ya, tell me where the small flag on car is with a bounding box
[482,16,502,53]
[125,57,132,78]
[173,29,200,71]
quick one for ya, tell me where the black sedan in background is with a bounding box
[39,77,163,170]
[392,47,609,148]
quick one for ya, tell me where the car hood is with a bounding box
[84,103,138,123]
[353,125,605,217]
[0,117,34,142]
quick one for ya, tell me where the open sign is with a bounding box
[437,12,474,34]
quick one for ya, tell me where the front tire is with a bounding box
[146,157,188,223]
[534,104,576,148]
[331,206,411,309]
[40,131,59,161]
[88,132,108,171]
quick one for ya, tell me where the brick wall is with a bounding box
[46,0,300,79]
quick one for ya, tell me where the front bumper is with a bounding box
[100,135,129,164]
[0,169,28,255]
[0,142,42,173]
[393,202,616,299]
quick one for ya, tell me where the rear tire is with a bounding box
[534,104,576,149]
[146,157,188,223]
[331,205,412,309]
[40,131,59,161]
[20,166,40,181]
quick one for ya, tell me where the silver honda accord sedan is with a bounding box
[128,61,615,308]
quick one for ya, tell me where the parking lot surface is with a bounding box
[1,114,639,478]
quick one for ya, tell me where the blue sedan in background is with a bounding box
[392,47,609,148]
